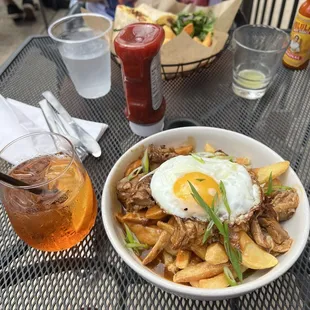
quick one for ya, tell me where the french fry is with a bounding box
[204,143,216,153]
[163,25,176,40]
[173,262,228,283]
[157,221,174,234]
[198,273,230,289]
[175,250,191,269]
[163,250,174,266]
[126,223,162,246]
[190,280,200,287]
[202,32,212,47]
[182,23,194,36]
[121,212,149,225]
[165,242,178,256]
[193,36,201,44]
[167,262,179,274]
[235,157,251,166]
[252,161,290,184]
[142,231,171,265]
[188,255,203,266]
[125,159,142,177]
[239,231,278,270]
[190,244,207,260]
[205,243,229,265]
[174,145,193,155]
[163,38,171,45]
[145,205,167,220]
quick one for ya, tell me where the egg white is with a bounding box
[150,155,261,222]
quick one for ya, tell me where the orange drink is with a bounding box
[0,133,97,251]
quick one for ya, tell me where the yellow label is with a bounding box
[283,13,310,67]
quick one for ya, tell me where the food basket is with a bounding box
[111,0,240,80]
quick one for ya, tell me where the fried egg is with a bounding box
[150,155,262,223]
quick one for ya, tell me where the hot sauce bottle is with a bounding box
[114,23,166,137]
[283,0,310,70]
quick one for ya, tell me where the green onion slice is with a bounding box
[189,181,243,283]
[127,166,143,181]
[266,172,273,196]
[191,153,205,164]
[219,181,231,219]
[224,266,237,286]
[142,149,149,173]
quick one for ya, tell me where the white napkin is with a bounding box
[0,95,108,164]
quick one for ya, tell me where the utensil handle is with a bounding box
[0,172,42,195]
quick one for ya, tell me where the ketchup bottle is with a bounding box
[283,0,310,70]
[114,23,166,137]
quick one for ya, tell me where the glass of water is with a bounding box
[232,25,290,100]
[49,14,112,99]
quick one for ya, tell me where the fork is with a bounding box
[39,100,88,160]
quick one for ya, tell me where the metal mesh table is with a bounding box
[0,36,310,309]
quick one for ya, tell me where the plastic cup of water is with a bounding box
[49,13,112,99]
[232,25,290,100]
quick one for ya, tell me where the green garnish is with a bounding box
[219,181,231,219]
[172,10,216,40]
[203,220,214,244]
[271,185,292,191]
[266,172,273,196]
[142,149,149,173]
[264,171,292,195]
[196,178,205,182]
[191,153,205,164]
[124,223,134,243]
[124,224,148,253]
[125,243,149,249]
[224,266,237,287]
[188,182,243,282]
[127,166,143,181]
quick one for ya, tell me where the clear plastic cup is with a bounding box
[232,25,290,100]
[49,14,112,99]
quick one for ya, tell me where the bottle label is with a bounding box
[150,52,163,111]
[283,13,310,67]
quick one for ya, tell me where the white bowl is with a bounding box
[101,127,309,300]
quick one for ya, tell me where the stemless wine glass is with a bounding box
[0,132,97,252]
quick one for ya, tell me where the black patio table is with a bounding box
[0,36,309,309]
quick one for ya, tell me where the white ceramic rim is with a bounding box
[102,127,310,299]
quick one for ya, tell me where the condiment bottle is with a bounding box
[114,23,166,137]
[283,0,310,70]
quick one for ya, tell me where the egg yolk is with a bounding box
[173,172,220,207]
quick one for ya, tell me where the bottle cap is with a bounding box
[129,118,164,137]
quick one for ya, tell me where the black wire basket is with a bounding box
[111,33,231,81]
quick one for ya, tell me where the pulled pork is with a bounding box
[116,175,155,212]
[250,202,293,254]
[148,144,178,164]
[170,216,208,250]
[270,189,299,222]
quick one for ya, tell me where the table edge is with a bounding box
[0,35,48,76]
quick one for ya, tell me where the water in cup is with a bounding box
[60,39,111,99]
[48,14,112,99]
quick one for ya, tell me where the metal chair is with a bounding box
[241,0,300,29]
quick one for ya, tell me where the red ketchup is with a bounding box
[114,23,166,137]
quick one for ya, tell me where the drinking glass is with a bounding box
[232,25,290,100]
[0,132,97,251]
[48,13,112,99]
